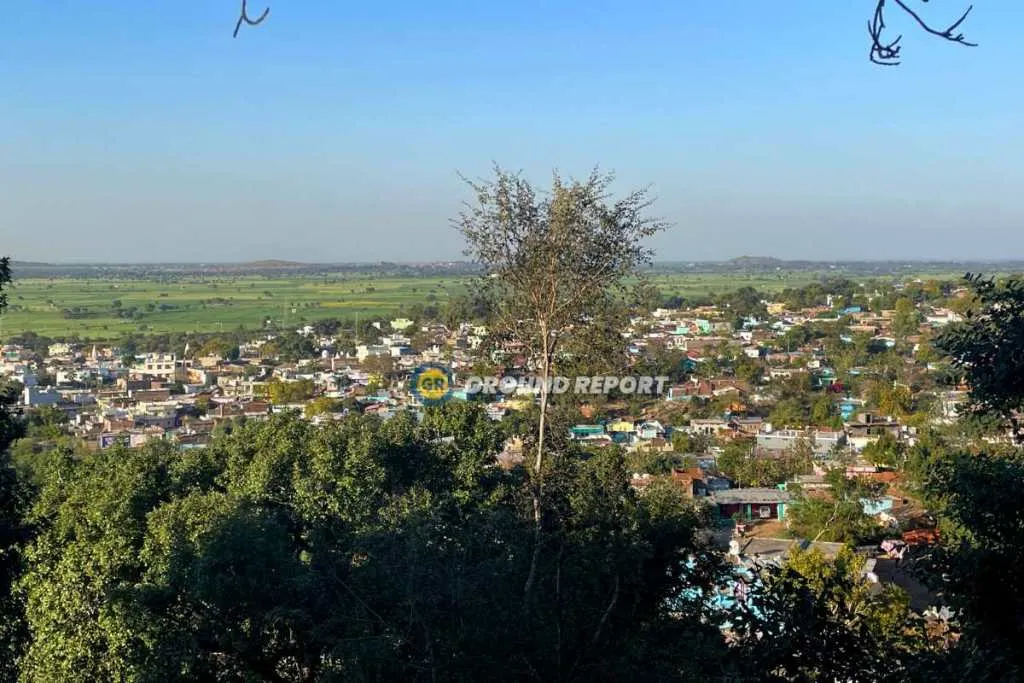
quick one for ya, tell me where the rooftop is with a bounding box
[712,488,794,505]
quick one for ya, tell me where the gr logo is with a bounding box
[410,364,454,405]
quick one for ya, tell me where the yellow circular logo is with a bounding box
[412,364,453,404]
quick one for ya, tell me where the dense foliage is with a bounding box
[734,548,930,682]
[10,407,735,682]
[936,274,1024,434]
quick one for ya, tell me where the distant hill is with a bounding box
[728,256,786,268]
[6,257,1022,280]
[10,261,57,268]
[240,259,307,268]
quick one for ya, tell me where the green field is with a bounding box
[0,275,468,339]
[0,269,975,340]
[648,272,824,298]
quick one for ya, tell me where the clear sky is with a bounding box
[2,1,1023,263]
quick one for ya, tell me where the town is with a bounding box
[3,273,979,574]
[4,2,1020,678]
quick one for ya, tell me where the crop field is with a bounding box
[648,272,824,298]
[0,268,974,340]
[0,275,468,339]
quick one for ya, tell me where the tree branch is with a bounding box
[869,0,976,66]
[234,0,270,38]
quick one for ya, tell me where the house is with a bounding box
[355,344,390,361]
[687,418,731,436]
[728,538,850,569]
[665,385,694,402]
[606,419,636,433]
[756,428,846,458]
[844,413,902,451]
[496,437,525,470]
[671,467,708,497]
[925,309,963,327]
[786,473,831,492]
[129,388,172,403]
[731,416,764,436]
[636,420,664,440]
[140,353,191,381]
[570,424,606,440]
[635,436,673,453]
[713,488,794,521]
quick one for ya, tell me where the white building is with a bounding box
[141,353,191,381]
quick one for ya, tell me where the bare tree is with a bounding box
[234,0,270,38]
[455,166,665,597]
[869,0,976,65]
[230,1,978,67]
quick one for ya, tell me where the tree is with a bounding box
[456,166,664,598]
[303,396,340,418]
[715,438,806,488]
[671,431,710,455]
[360,353,396,384]
[0,258,30,680]
[862,430,905,468]
[911,273,1024,676]
[198,337,240,360]
[265,378,314,404]
[734,548,932,681]
[231,1,977,66]
[809,394,836,426]
[893,297,922,340]
[15,409,732,681]
[788,469,887,544]
[911,445,1024,679]
[868,0,977,66]
[769,398,806,429]
[936,274,1024,436]
[868,380,913,419]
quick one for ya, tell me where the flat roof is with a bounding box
[712,488,794,505]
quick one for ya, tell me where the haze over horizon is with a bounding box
[4,2,1024,263]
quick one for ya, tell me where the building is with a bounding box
[670,467,709,498]
[140,353,191,381]
[844,413,902,451]
[355,344,390,362]
[713,488,794,521]
[23,386,61,407]
[570,424,606,440]
[756,428,846,457]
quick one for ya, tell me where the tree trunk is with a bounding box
[523,328,551,600]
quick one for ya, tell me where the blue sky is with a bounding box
[2,1,1022,263]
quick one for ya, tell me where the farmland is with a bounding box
[1,266,979,340]
[0,275,467,339]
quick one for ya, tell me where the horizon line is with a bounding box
[10,257,1024,268]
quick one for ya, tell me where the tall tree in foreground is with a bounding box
[936,274,1024,437]
[455,167,665,597]
[0,256,29,682]
[910,273,1024,679]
